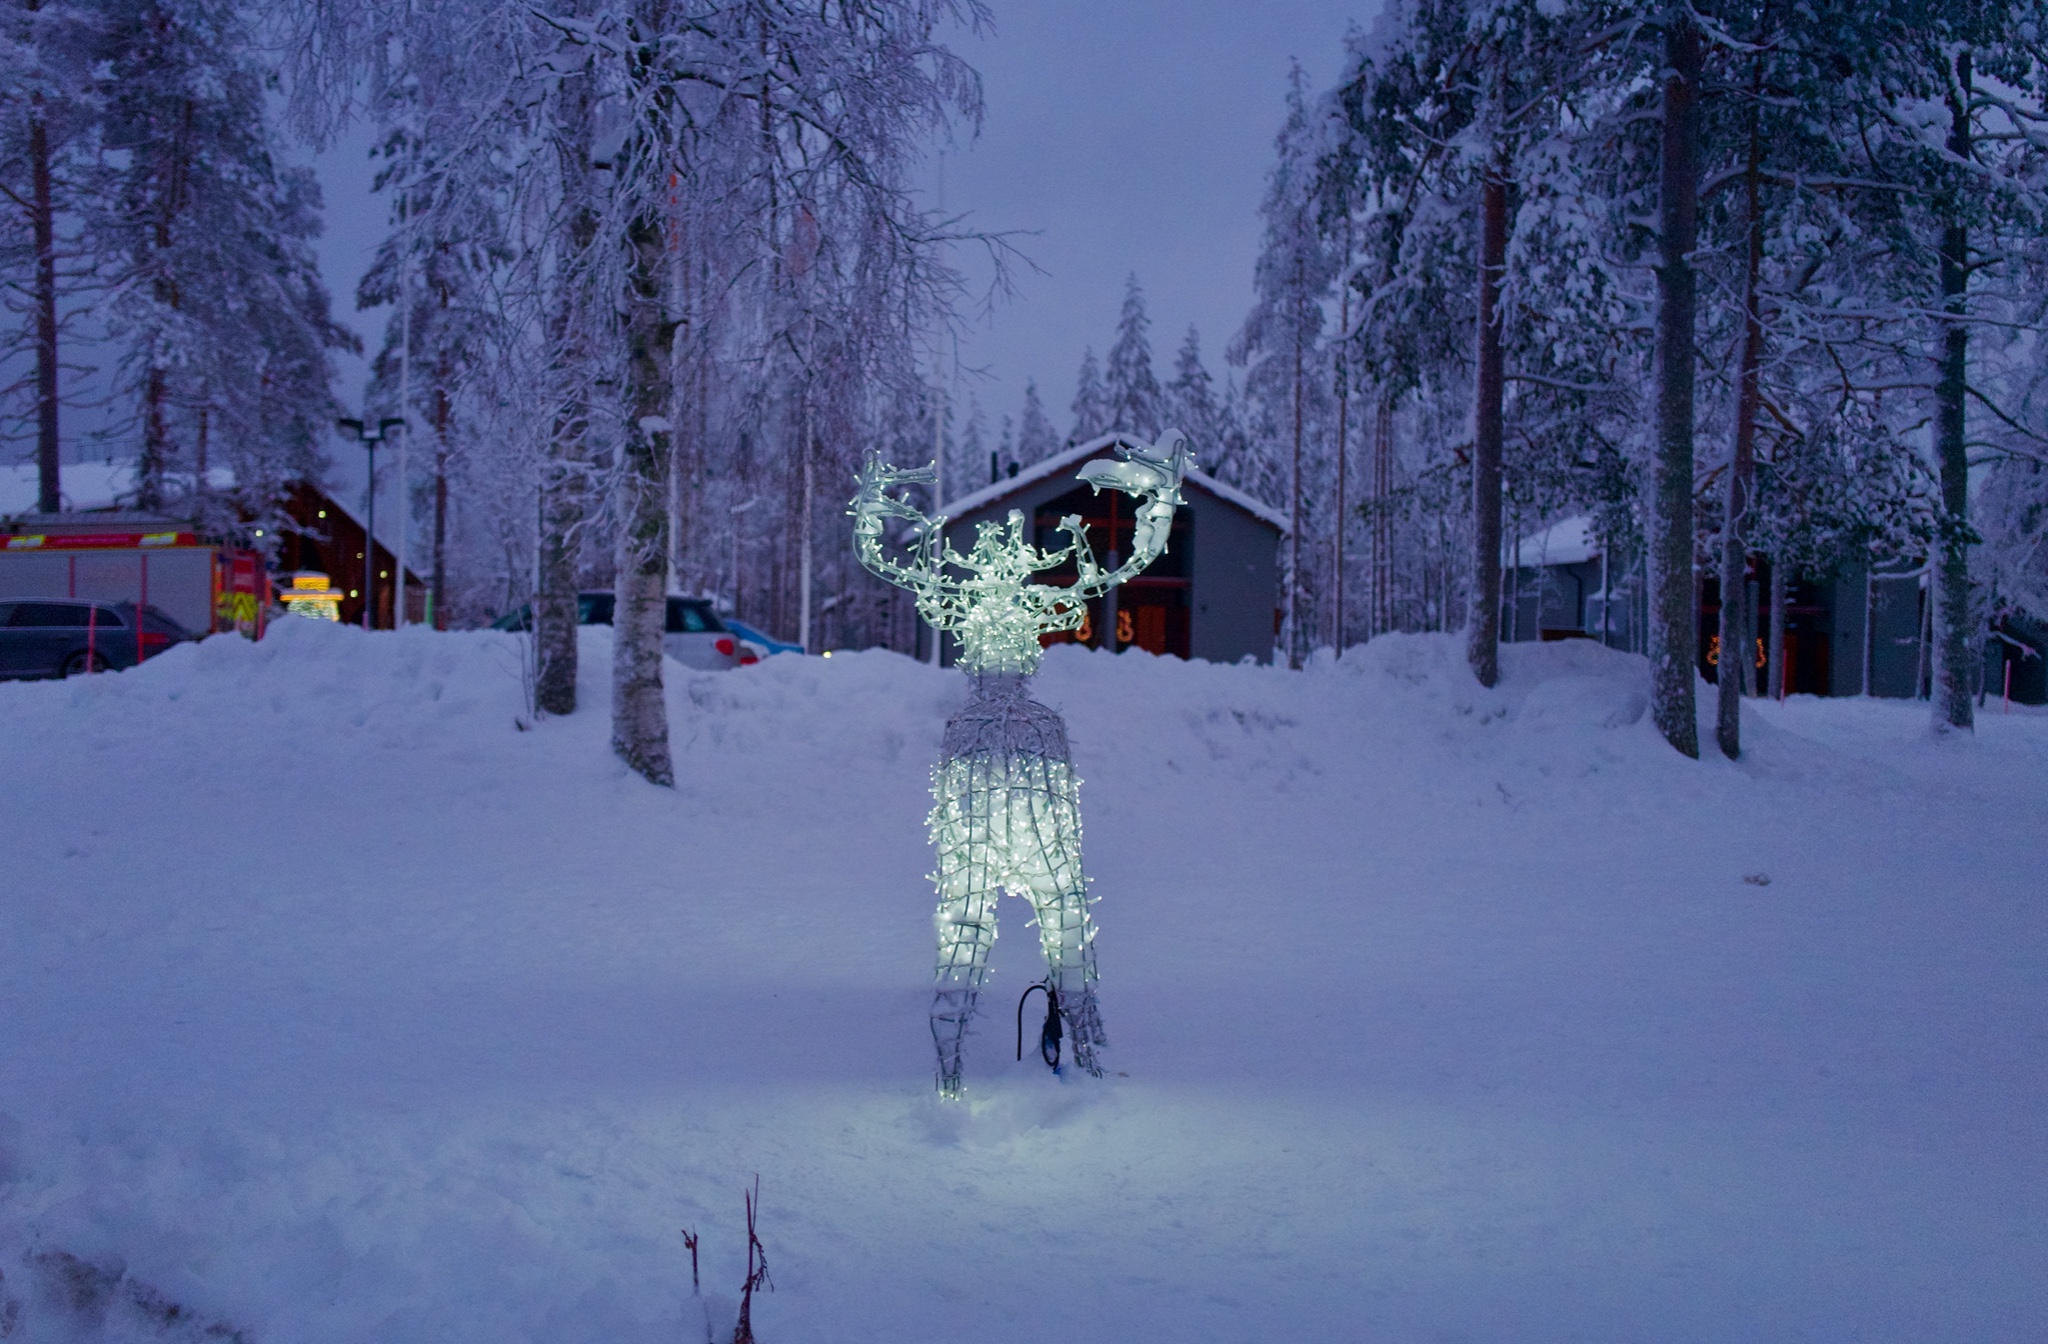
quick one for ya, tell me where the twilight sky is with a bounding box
[315,1,1377,450]
[932,1,1373,444]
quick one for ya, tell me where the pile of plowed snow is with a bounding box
[1,617,2043,1344]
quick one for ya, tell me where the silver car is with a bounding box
[493,592,743,671]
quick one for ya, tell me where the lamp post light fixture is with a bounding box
[337,416,406,630]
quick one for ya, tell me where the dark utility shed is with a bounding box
[939,434,1287,665]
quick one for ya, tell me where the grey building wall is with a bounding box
[1184,488,1280,664]
[1826,568,1866,697]
[1810,562,1929,699]
[1867,566,1927,698]
[1504,559,1602,641]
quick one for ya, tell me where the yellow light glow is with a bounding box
[279,575,344,622]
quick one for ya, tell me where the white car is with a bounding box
[493,592,743,671]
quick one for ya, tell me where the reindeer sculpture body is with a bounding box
[851,430,1193,1097]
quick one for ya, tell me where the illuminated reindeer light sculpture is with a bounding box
[850,430,1193,1097]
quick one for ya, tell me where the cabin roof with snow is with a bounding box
[941,434,1292,534]
[1505,515,1600,570]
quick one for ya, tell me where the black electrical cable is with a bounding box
[1016,981,1062,1069]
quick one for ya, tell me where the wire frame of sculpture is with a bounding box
[850,429,1192,1097]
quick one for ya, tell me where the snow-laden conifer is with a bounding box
[1104,273,1163,439]
[1069,346,1108,446]
[1016,377,1059,465]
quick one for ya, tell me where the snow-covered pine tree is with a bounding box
[96,0,349,520]
[0,0,102,512]
[1859,9,2048,732]
[1232,60,1336,668]
[1165,326,1219,460]
[1104,273,1163,439]
[1016,377,1059,465]
[1324,10,1477,644]
[958,395,987,488]
[1069,346,1108,445]
[357,16,521,633]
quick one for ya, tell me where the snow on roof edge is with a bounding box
[1507,514,1600,569]
[938,432,1290,534]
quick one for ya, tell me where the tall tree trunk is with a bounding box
[1287,267,1304,669]
[536,80,598,712]
[1716,68,1765,758]
[29,71,59,514]
[1860,566,1874,696]
[138,102,193,513]
[797,378,814,652]
[1650,8,1702,757]
[1768,556,1787,700]
[1333,219,1352,652]
[1470,147,1508,688]
[141,366,169,510]
[431,381,449,631]
[536,397,585,705]
[1932,49,1977,732]
[1374,395,1393,635]
[612,212,675,786]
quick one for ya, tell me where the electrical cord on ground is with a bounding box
[1016,981,1062,1070]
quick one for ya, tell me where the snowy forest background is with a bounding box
[8,0,2048,770]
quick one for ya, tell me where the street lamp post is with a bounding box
[337,416,406,630]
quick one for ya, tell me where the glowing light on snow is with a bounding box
[851,430,1191,1096]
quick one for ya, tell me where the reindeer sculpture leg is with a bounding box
[930,755,999,1100]
[927,675,1107,1096]
[1019,788,1107,1079]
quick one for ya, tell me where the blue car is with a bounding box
[723,617,804,661]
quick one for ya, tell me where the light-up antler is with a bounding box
[849,430,1193,674]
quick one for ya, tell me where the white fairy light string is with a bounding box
[851,428,1192,1096]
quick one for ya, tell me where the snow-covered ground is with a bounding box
[1,621,2042,1343]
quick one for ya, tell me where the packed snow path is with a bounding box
[1,620,2042,1343]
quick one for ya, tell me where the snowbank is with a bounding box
[0,621,2042,1342]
